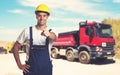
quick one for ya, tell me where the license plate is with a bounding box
[107,52,111,54]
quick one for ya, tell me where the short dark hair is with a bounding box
[35,11,50,16]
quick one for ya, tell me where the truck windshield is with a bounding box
[95,23,113,38]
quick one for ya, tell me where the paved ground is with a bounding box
[0,53,120,75]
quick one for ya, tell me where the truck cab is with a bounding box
[51,21,115,64]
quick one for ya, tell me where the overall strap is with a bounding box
[29,26,33,47]
[45,29,52,46]
[46,38,49,46]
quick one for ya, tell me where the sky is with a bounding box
[0,0,120,42]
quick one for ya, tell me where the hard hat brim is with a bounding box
[35,11,50,15]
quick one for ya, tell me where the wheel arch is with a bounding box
[51,47,58,51]
[66,47,73,50]
[78,45,91,53]
[66,47,76,53]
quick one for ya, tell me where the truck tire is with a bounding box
[51,48,59,59]
[78,51,90,64]
[66,50,75,61]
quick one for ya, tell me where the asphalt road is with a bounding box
[0,53,120,75]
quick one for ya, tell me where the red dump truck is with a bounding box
[51,21,115,64]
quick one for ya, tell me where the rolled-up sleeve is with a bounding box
[16,28,28,44]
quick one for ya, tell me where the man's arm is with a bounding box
[13,41,30,73]
[48,32,57,41]
[13,41,22,68]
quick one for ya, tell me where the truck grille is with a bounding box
[102,42,114,51]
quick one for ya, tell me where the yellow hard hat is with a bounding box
[35,4,50,15]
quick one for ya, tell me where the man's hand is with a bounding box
[41,29,57,41]
[41,29,50,37]
[19,64,30,73]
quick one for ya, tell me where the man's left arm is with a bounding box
[48,32,57,41]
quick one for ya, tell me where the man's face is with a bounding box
[36,12,49,25]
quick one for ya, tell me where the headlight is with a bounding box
[102,42,106,47]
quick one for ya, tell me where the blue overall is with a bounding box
[23,27,52,75]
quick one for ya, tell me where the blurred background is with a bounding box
[0,0,120,58]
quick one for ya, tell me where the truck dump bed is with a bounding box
[53,30,79,46]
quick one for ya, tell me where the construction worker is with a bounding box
[13,4,57,75]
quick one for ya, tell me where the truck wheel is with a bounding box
[51,48,59,59]
[66,50,75,61]
[78,51,90,64]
